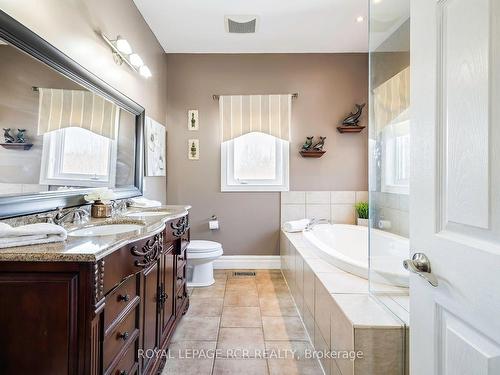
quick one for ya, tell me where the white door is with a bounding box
[410,0,500,374]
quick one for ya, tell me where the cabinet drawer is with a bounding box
[103,234,163,294]
[104,308,139,371]
[165,215,189,243]
[104,276,139,332]
[105,337,138,375]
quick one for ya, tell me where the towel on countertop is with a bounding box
[282,219,310,233]
[129,197,162,208]
[0,222,67,249]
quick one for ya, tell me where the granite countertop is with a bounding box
[0,205,191,263]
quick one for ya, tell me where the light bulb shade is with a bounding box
[139,65,152,78]
[129,53,144,67]
[116,38,132,55]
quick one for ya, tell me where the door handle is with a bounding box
[403,253,438,287]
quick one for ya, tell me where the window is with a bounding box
[381,120,410,195]
[40,127,117,187]
[221,132,289,192]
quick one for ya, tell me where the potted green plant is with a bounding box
[355,201,369,226]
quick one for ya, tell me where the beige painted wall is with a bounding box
[1,0,168,202]
[166,53,368,256]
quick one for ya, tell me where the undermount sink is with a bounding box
[126,211,172,217]
[68,224,143,237]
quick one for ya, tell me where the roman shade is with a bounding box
[373,66,410,132]
[219,94,292,142]
[37,88,120,140]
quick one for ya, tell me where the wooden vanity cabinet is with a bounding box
[0,214,189,375]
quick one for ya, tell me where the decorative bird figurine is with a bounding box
[301,136,314,151]
[3,128,15,143]
[313,136,326,151]
[342,103,366,126]
[16,129,26,143]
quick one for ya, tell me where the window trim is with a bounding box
[39,128,117,188]
[381,120,410,195]
[221,132,290,192]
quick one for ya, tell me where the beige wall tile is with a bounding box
[330,299,354,375]
[281,204,306,225]
[295,253,304,294]
[306,191,331,204]
[282,191,307,204]
[305,204,331,221]
[331,204,356,224]
[353,328,404,375]
[331,191,356,204]
[355,191,369,203]
[303,261,315,313]
[313,325,331,375]
[303,306,315,343]
[314,278,332,344]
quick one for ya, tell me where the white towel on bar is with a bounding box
[0,222,67,249]
[129,197,162,208]
[282,219,310,233]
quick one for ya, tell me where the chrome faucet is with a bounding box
[36,207,89,226]
[304,218,330,231]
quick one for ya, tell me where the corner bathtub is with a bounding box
[303,224,409,287]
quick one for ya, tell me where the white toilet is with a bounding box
[186,240,223,287]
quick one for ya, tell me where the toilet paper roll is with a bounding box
[378,220,392,229]
[209,220,219,230]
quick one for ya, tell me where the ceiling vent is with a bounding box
[225,15,259,34]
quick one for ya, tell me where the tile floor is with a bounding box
[162,269,324,375]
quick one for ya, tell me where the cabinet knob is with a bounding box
[118,294,130,302]
[118,331,129,341]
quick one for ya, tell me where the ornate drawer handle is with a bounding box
[177,276,183,281]
[178,256,184,261]
[118,331,129,341]
[118,294,130,302]
[177,295,183,300]
[119,371,127,375]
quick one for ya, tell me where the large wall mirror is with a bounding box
[0,11,144,218]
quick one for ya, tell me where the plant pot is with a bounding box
[357,218,369,227]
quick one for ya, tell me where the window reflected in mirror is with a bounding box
[0,40,136,196]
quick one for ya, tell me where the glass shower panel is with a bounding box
[368,0,410,326]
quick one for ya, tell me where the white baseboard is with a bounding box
[213,255,281,270]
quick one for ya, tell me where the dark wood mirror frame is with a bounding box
[0,10,145,219]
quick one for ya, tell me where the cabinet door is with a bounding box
[0,272,79,375]
[160,246,175,344]
[140,261,159,374]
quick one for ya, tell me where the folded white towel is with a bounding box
[283,219,310,233]
[129,197,162,208]
[0,222,67,249]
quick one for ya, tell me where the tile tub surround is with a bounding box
[281,191,368,225]
[281,230,407,375]
[165,270,324,375]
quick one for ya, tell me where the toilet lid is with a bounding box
[187,240,223,253]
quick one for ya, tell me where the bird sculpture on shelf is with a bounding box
[16,129,26,143]
[312,136,326,151]
[342,103,366,126]
[3,128,15,143]
[301,136,314,151]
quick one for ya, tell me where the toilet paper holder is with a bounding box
[209,215,219,230]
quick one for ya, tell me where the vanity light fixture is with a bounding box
[102,34,152,78]
[129,53,144,68]
[139,65,152,78]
